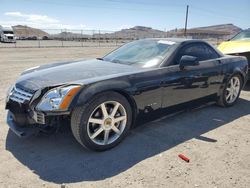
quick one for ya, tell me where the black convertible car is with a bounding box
[5,38,248,151]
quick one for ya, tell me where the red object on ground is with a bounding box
[178,154,190,162]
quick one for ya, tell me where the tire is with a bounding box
[217,74,242,107]
[71,91,132,151]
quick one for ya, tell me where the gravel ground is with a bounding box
[0,47,250,188]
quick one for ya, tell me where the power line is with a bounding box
[22,0,248,22]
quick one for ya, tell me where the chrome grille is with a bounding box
[9,87,33,103]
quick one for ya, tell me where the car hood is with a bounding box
[15,59,142,91]
[217,40,250,54]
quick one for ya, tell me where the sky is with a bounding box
[0,0,249,32]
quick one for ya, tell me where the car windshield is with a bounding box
[3,31,14,34]
[230,30,250,41]
[103,39,177,68]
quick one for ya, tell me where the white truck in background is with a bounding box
[0,26,16,43]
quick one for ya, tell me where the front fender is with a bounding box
[69,79,134,109]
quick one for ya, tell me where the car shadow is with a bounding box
[243,80,250,91]
[5,98,250,184]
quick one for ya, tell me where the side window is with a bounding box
[201,44,220,60]
[175,43,219,64]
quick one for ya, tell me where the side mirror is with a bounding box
[179,55,199,70]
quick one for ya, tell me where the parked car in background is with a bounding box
[5,38,248,151]
[27,36,38,40]
[0,26,16,43]
[218,29,250,78]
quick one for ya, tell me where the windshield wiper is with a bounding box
[111,59,123,64]
[96,57,104,61]
[111,59,137,65]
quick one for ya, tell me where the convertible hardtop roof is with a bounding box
[141,38,224,57]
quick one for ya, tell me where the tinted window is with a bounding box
[3,31,14,34]
[201,44,220,60]
[176,43,219,63]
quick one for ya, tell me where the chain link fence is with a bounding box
[0,27,225,48]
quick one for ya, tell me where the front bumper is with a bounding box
[5,85,73,137]
[7,111,40,137]
[6,100,70,137]
[1,38,16,43]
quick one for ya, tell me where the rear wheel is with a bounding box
[71,92,132,151]
[217,74,242,107]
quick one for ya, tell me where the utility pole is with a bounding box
[184,5,189,37]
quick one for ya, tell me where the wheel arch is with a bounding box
[218,67,246,97]
[69,80,138,126]
[112,89,138,128]
[231,67,246,86]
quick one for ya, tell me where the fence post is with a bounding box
[98,30,101,47]
[81,30,83,47]
[92,30,95,46]
[115,32,117,46]
[38,38,41,48]
[61,29,64,47]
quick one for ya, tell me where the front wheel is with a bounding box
[71,92,132,151]
[217,74,242,107]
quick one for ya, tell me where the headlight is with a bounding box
[36,85,81,111]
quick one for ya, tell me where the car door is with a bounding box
[161,42,223,108]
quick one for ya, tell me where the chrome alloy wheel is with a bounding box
[87,101,127,145]
[225,76,241,103]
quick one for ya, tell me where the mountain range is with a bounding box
[10,24,242,40]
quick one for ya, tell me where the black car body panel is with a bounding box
[16,59,143,91]
[226,52,250,79]
[5,38,249,137]
[73,55,248,113]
